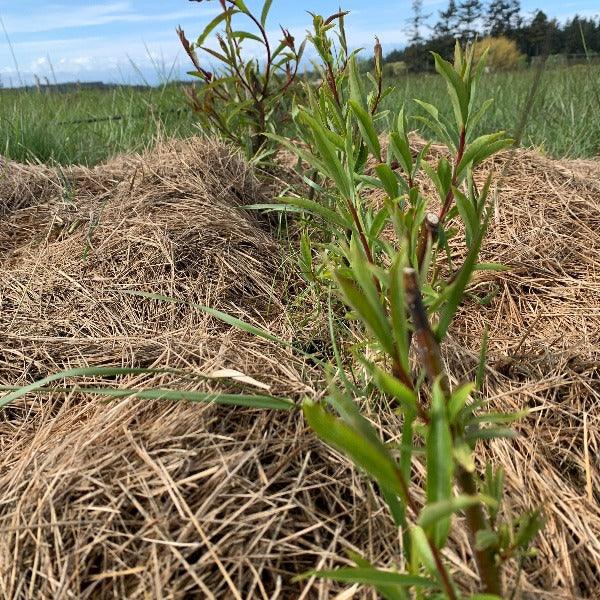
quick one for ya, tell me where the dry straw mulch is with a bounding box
[0,137,598,599]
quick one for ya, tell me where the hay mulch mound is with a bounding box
[0,137,598,599]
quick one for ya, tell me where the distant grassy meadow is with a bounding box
[2,63,599,166]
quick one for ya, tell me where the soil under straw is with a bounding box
[0,137,598,599]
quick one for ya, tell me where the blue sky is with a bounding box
[0,0,598,86]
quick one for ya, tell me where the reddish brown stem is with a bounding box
[404,268,448,393]
[344,197,380,294]
[403,267,503,597]
[439,127,466,221]
[325,62,341,107]
[456,468,503,595]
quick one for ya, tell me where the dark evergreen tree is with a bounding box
[409,0,431,45]
[485,0,521,36]
[457,0,483,40]
[384,4,600,72]
[516,10,562,56]
[435,0,459,37]
[562,16,599,54]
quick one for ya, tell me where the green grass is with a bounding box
[0,83,197,166]
[1,63,599,166]
[385,63,600,159]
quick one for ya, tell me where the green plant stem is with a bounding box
[403,268,503,597]
[394,468,458,600]
[392,358,416,394]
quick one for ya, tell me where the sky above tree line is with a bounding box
[0,0,598,86]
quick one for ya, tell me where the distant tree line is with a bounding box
[384,1,600,71]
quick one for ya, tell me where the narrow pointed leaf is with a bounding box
[350,99,382,161]
[278,196,349,229]
[418,495,494,530]
[348,54,367,111]
[375,163,399,199]
[298,110,352,199]
[436,205,492,340]
[426,378,454,547]
[346,553,408,600]
[197,10,236,47]
[448,382,476,422]
[304,567,435,588]
[260,0,273,26]
[303,400,405,498]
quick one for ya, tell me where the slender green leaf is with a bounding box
[375,163,399,199]
[346,553,408,600]
[230,31,263,43]
[465,427,519,442]
[390,111,413,173]
[303,400,405,498]
[432,52,468,128]
[410,526,436,575]
[418,495,495,530]
[298,110,352,199]
[475,262,510,272]
[265,132,328,176]
[475,529,500,551]
[0,369,294,410]
[119,290,300,351]
[448,382,476,423]
[197,10,236,47]
[0,366,158,409]
[335,273,395,356]
[350,99,382,161]
[426,378,454,547]
[436,204,492,340]
[303,567,435,588]
[260,0,273,26]
[388,254,410,376]
[326,386,383,448]
[279,196,350,229]
[370,366,417,415]
[467,98,494,136]
[348,54,367,111]
[456,133,512,177]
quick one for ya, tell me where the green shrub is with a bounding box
[473,36,525,71]
[383,60,408,78]
[178,0,305,160]
[272,30,543,597]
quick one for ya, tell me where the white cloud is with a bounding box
[0,3,413,86]
[0,1,219,34]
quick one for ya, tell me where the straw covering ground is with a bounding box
[0,137,598,599]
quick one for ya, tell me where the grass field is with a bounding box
[0,83,196,165]
[1,63,599,166]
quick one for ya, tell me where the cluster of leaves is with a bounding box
[267,21,544,598]
[178,0,305,159]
